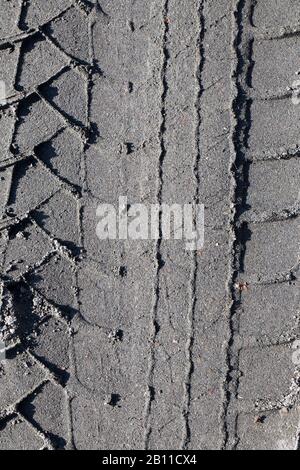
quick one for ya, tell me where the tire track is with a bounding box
[144,0,170,450]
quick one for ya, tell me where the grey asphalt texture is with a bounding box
[0,0,299,450]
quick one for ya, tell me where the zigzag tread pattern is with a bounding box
[0,0,97,450]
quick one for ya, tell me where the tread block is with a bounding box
[71,397,99,450]
[44,6,90,62]
[30,317,70,375]
[1,281,47,345]
[74,326,126,393]
[0,168,12,218]
[19,381,68,449]
[0,415,44,450]
[253,0,300,29]
[8,159,59,216]
[238,345,295,407]
[21,0,72,30]
[236,408,299,450]
[77,265,120,328]
[27,255,76,314]
[0,112,15,163]
[33,190,81,251]
[247,159,300,213]
[239,283,298,341]
[82,198,122,265]
[252,37,300,95]
[0,0,19,37]
[4,220,52,279]
[71,370,143,451]
[0,350,45,410]
[35,127,82,188]
[40,68,87,128]
[85,146,125,201]
[249,99,300,156]
[243,220,299,278]
[17,34,66,91]
[0,45,21,94]
[14,95,63,154]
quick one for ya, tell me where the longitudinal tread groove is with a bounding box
[144,0,170,450]
[181,0,205,451]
